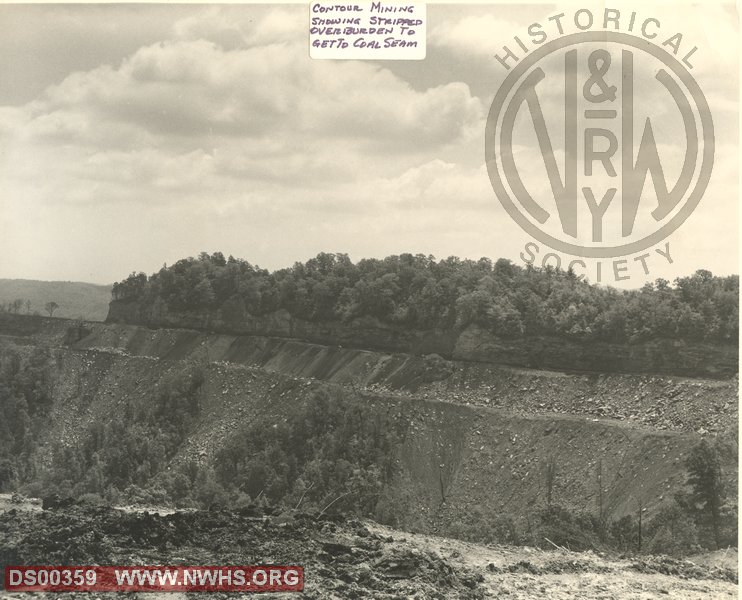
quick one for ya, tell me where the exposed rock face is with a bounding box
[105,301,738,378]
[1,313,737,435]
[452,326,738,378]
[0,313,737,548]
[0,326,734,530]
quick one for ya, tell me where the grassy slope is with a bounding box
[0,279,111,321]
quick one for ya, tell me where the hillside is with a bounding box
[107,253,739,378]
[0,256,738,596]
[0,279,111,321]
[0,314,737,559]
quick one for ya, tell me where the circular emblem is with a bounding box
[486,32,714,258]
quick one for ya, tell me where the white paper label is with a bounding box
[310,2,426,60]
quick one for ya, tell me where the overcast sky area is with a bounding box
[0,2,738,287]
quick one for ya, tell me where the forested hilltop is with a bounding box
[111,252,738,345]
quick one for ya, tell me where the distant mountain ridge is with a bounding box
[0,279,111,322]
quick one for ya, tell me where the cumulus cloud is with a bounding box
[173,8,249,50]
[242,8,307,47]
[173,6,306,49]
[12,35,481,148]
[0,3,736,285]
[0,5,486,232]
[380,160,493,210]
[430,13,522,62]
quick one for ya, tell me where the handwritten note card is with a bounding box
[310,2,426,60]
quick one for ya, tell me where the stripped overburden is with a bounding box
[0,312,736,551]
[0,260,738,597]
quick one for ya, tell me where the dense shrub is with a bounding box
[0,348,54,488]
[645,502,700,556]
[38,363,205,499]
[113,252,739,344]
[214,388,405,516]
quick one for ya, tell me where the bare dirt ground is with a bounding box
[365,523,738,599]
[0,497,736,599]
[0,499,484,599]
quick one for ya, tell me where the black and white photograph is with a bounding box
[0,1,738,598]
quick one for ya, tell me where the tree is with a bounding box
[645,501,699,555]
[684,440,725,548]
[106,252,739,346]
[45,302,59,317]
[544,457,556,508]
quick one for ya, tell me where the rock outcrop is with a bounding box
[105,301,738,378]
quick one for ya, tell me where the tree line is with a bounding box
[112,252,738,343]
[0,299,59,317]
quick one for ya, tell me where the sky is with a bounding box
[0,2,738,287]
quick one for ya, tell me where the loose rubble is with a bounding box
[1,501,737,599]
[0,502,485,599]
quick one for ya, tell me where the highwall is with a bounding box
[0,314,737,535]
[105,300,738,378]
